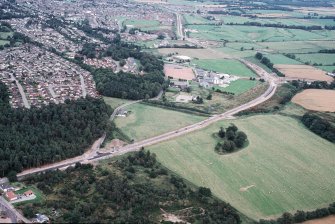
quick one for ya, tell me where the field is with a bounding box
[192,59,257,77]
[257,41,335,54]
[103,96,134,110]
[0,40,9,46]
[292,89,335,112]
[274,64,333,82]
[221,79,260,95]
[318,66,335,73]
[263,54,302,65]
[114,103,206,141]
[158,48,230,59]
[183,14,211,24]
[303,215,335,224]
[295,53,335,66]
[164,64,195,80]
[123,19,160,28]
[148,115,335,220]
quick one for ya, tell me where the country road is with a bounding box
[0,197,30,223]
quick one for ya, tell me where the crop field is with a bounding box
[148,115,335,220]
[183,14,211,24]
[274,64,333,82]
[192,59,257,77]
[221,79,260,95]
[158,48,230,59]
[292,89,335,112]
[295,53,335,65]
[264,54,302,64]
[114,103,206,141]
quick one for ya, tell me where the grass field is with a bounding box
[148,115,335,220]
[295,53,335,65]
[0,40,9,46]
[192,59,257,77]
[123,19,160,28]
[114,103,206,141]
[318,66,335,73]
[158,48,230,59]
[221,79,260,95]
[264,54,302,65]
[184,14,211,24]
[103,96,134,110]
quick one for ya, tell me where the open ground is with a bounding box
[158,48,231,59]
[292,89,335,112]
[148,115,335,220]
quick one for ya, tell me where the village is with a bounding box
[0,44,98,108]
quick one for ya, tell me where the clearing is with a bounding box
[114,103,206,141]
[148,115,335,220]
[274,64,333,82]
[292,89,335,112]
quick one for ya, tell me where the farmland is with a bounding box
[292,89,335,112]
[274,64,333,82]
[148,115,335,220]
[220,79,260,95]
[123,19,160,28]
[157,48,230,59]
[192,59,257,77]
[295,53,335,65]
[114,103,206,141]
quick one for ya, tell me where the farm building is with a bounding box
[5,191,17,201]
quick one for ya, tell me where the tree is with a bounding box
[206,94,212,100]
[234,131,247,148]
[222,140,235,152]
[198,187,211,197]
[218,127,225,138]
[7,170,17,182]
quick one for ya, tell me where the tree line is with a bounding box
[227,22,326,31]
[215,124,248,154]
[0,82,113,177]
[21,149,241,223]
[255,52,285,77]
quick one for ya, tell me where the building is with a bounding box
[24,190,35,197]
[5,191,17,201]
[35,214,49,223]
[0,184,16,192]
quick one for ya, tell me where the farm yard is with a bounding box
[148,115,335,220]
[192,59,257,77]
[114,103,206,141]
[292,89,335,112]
[274,64,333,82]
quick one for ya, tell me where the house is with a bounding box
[24,190,35,197]
[170,80,189,90]
[116,109,128,117]
[0,183,15,192]
[5,191,17,201]
[35,214,49,223]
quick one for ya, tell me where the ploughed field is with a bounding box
[148,115,335,220]
[292,89,335,112]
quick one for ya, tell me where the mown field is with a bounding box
[192,59,257,77]
[148,115,335,220]
[318,65,335,73]
[295,53,335,65]
[114,103,206,141]
[123,19,160,28]
[264,54,302,65]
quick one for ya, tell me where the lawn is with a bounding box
[148,115,335,220]
[13,186,44,206]
[192,59,257,77]
[114,103,207,141]
[221,79,260,95]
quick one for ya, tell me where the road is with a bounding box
[79,74,87,98]
[0,197,30,223]
[175,13,184,40]
[10,74,30,109]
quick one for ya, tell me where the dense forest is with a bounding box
[0,82,113,176]
[21,149,242,223]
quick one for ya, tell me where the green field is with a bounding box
[123,19,160,28]
[114,103,206,141]
[192,59,257,77]
[221,79,260,95]
[318,65,335,73]
[264,54,302,64]
[148,115,335,220]
[295,53,335,65]
[103,96,134,110]
[258,41,335,53]
[184,14,211,24]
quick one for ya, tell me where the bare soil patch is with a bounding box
[302,215,335,224]
[274,64,333,82]
[292,89,335,112]
[164,64,195,80]
[240,185,255,192]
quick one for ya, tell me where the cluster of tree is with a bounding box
[158,44,200,49]
[228,22,324,31]
[0,2,33,20]
[21,149,241,223]
[259,203,335,224]
[215,124,248,154]
[319,49,335,53]
[0,82,113,176]
[325,26,335,30]
[301,113,335,143]
[0,22,11,32]
[92,68,164,100]
[192,96,204,104]
[291,80,335,90]
[214,88,235,95]
[79,43,98,58]
[255,52,285,77]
